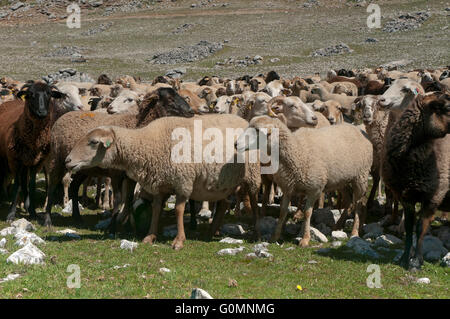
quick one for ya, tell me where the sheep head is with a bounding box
[65,126,115,173]
[267,96,318,128]
[420,92,450,138]
[17,81,66,119]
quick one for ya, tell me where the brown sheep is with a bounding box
[382,92,450,270]
[0,82,67,221]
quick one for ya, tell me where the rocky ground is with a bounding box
[0,0,448,82]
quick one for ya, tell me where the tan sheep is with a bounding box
[65,114,261,250]
[237,116,372,245]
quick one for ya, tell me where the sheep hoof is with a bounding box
[299,238,310,248]
[143,235,156,245]
[172,238,185,250]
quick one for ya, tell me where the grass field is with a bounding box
[0,180,448,299]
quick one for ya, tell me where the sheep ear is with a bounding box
[98,132,114,149]
[51,89,66,99]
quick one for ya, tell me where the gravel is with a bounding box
[311,43,353,57]
[81,22,113,36]
[42,69,94,84]
[149,41,224,64]
[383,11,432,33]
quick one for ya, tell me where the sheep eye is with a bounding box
[89,140,99,146]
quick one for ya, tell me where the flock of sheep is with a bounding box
[0,65,449,271]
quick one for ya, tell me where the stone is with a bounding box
[7,243,45,265]
[331,241,342,247]
[0,238,6,248]
[311,208,340,227]
[331,231,348,241]
[362,223,383,239]
[270,58,280,63]
[191,288,213,299]
[374,234,403,247]
[219,237,243,244]
[221,224,246,236]
[150,41,223,64]
[163,225,178,238]
[422,235,448,261]
[315,223,331,236]
[0,274,20,284]
[113,264,130,270]
[311,43,353,57]
[10,2,25,11]
[416,278,430,284]
[380,60,412,70]
[159,267,171,274]
[62,200,84,214]
[198,209,212,220]
[365,38,378,43]
[95,218,111,230]
[284,222,301,236]
[89,0,103,7]
[441,252,450,267]
[0,227,17,236]
[434,226,450,250]
[345,236,380,259]
[11,218,35,232]
[217,246,245,256]
[257,216,277,237]
[120,240,138,252]
[0,248,8,255]
[310,227,328,243]
[14,231,45,246]
[56,229,78,235]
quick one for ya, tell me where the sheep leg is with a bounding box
[270,195,290,242]
[6,168,22,222]
[293,195,304,221]
[399,202,415,270]
[250,192,261,241]
[260,178,272,217]
[411,211,433,270]
[318,192,325,209]
[143,194,163,245]
[117,178,137,234]
[172,195,187,250]
[299,195,318,248]
[268,183,275,205]
[209,200,229,239]
[25,166,38,219]
[189,199,197,230]
[62,172,72,206]
[102,177,112,210]
[69,173,86,224]
[367,173,380,210]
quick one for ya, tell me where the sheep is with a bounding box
[331,81,358,96]
[238,91,272,121]
[178,89,208,113]
[311,100,344,125]
[363,78,393,95]
[237,116,372,245]
[106,90,142,115]
[310,83,358,115]
[327,70,363,94]
[354,95,390,211]
[266,96,320,129]
[65,114,261,250]
[43,87,195,227]
[263,80,290,97]
[382,92,450,270]
[0,81,69,221]
[97,74,113,85]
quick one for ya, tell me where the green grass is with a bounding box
[0,180,448,299]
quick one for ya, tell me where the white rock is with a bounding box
[7,243,45,265]
[254,242,269,251]
[159,267,171,273]
[0,238,6,248]
[113,264,130,269]
[0,274,20,284]
[198,209,212,220]
[374,234,403,247]
[310,227,328,243]
[11,218,35,232]
[345,236,380,259]
[331,231,348,241]
[285,246,295,251]
[245,252,258,259]
[219,237,243,244]
[120,239,138,252]
[191,288,213,299]
[56,229,78,234]
[331,241,343,247]
[441,252,450,267]
[14,231,45,246]
[0,227,17,236]
[167,203,175,210]
[217,246,245,256]
[416,277,430,284]
[0,248,8,255]
[221,224,246,236]
[62,200,83,214]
